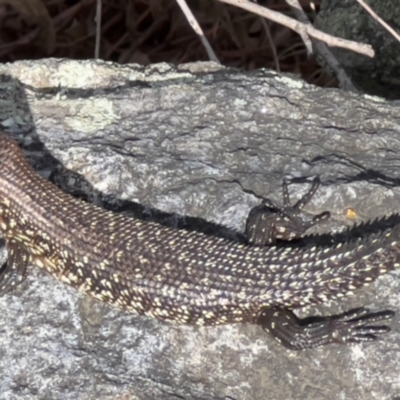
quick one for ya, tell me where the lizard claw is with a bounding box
[258,306,395,350]
[246,177,330,246]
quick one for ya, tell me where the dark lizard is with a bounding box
[0,132,396,350]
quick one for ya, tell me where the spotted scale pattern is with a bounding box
[0,133,398,326]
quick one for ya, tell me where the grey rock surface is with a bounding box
[0,59,399,399]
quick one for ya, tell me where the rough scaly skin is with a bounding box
[0,133,397,333]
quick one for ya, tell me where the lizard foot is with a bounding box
[258,306,395,350]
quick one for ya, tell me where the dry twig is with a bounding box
[355,0,400,43]
[217,0,375,57]
[259,18,280,72]
[284,0,313,56]
[95,0,102,58]
[176,0,220,63]
[284,0,358,92]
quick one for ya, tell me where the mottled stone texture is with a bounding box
[0,59,399,399]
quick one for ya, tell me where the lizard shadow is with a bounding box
[0,73,244,246]
[49,164,400,253]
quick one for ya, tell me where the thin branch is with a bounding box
[260,18,280,72]
[284,0,313,56]
[355,0,400,43]
[285,0,358,92]
[175,0,220,63]
[95,0,102,58]
[218,0,375,58]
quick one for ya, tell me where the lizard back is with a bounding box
[0,133,398,326]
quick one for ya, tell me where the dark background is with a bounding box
[0,0,334,86]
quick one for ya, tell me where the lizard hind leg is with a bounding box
[0,239,30,295]
[257,306,395,350]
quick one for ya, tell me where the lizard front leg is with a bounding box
[0,238,30,295]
